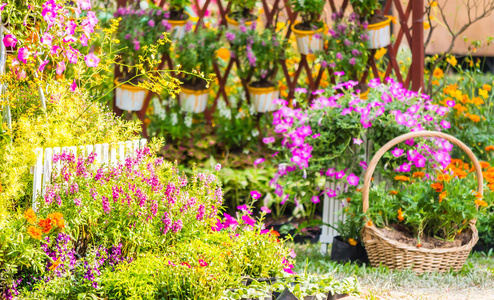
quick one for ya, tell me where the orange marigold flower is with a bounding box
[38,218,53,234]
[24,208,37,225]
[49,258,61,271]
[480,161,491,169]
[348,238,357,246]
[27,226,42,240]
[475,199,488,207]
[412,172,425,178]
[366,220,373,227]
[463,163,470,170]
[48,212,65,229]
[488,183,494,191]
[389,190,398,195]
[417,243,422,248]
[468,114,481,123]
[485,145,494,152]
[397,208,404,222]
[439,191,447,203]
[454,169,467,179]
[394,175,410,182]
[270,230,280,237]
[431,182,444,192]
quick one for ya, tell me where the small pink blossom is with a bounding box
[17,47,29,63]
[346,173,359,186]
[3,34,16,48]
[56,61,66,75]
[391,148,404,157]
[70,79,77,92]
[242,215,256,227]
[250,190,262,200]
[263,137,275,144]
[39,60,49,72]
[353,138,363,145]
[215,163,221,171]
[440,120,451,129]
[311,196,320,204]
[260,206,271,214]
[84,53,100,67]
[254,158,265,166]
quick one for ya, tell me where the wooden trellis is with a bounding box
[115,0,424,138]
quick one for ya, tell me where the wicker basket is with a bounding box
[361,131,482,273]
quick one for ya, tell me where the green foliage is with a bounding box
[227,0,258,15]
[349,0,382,20]
[175,27,222,85]
[289,0,325,27]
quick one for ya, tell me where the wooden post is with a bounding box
[411,0,424,92]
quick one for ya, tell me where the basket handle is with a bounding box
[362,131,483,213]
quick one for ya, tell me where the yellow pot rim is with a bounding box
[181,86,211,95]
[366,15,392,30]
[114,78,148,92]
[225,13,257,26]
[247,84,278,94]
[291,22,324,36]
[167,13,190,26]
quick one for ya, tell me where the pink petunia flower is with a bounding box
[242,215,256,227]
[17,47,29,63]
[353,138,363,145]
[3,34,16,48]
[260,206,271,214]
[84,53,100,67]
[254,158,265,166]
[70,79,77,92]
[346,173,359,186]
[250,190,262,200]
[440,120,451,129]
[311,196,320,204]
[391,148,404,157]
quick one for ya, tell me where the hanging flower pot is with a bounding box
[291,22,324,56]
[179,86,210,113]
[225,13,258,31]
[114,78,148,111]
[167,13,190,40]
[365,15,392,49]
[247,83,279,113]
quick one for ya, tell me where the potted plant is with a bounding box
[350,0,392,49]
[163,0,193,40]
[114,6,171,111]
[322,15,369,98]
[229,28,286,113]
[225,0,258,31]
[175,27,220,113]
[289,0,326,55]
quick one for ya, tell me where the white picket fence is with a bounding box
[319,134,385,254]
[31,139,147,211]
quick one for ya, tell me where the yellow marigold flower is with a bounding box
[24,208,37,225]
[433,67,444,79]
[348,238,357,246]
[276,22,285,31]
[447,56,457,67]
[479,88,488,99]
[475,198,488,207]
[215,48,230,61]
[28,226,42,240]
[483,84,492,92]
[432,80,440,86]
[430,1,438,7]
[423,22,430,30]
[374,47,387,60]
[472,97,484,106]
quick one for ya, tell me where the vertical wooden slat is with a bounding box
[86,144,94,157]
[118,142,125,163]
[52,147,61,173]
[69,146,77,158]
[125,141,132,158]
[132,140,139,154]
[139,138,147,149]
[102,143,110,165]
[42,148,53,197]
[32,148,43,211]
[110,144,117,166]
[94,144,102,165]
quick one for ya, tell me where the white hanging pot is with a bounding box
[225,14,257,31]
[179,86,210,113]
[167,13,190,40]
[114,78,148,111]
[247,84,279,113]
[291,22,324,56]
[365,16,392,49]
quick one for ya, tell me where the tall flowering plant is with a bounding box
[228,27,286,86]
[265,78,451,218]
[36,144,224,257]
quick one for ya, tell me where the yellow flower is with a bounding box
[430,1,438,7]
[432,80,439,86]
[484,84,492,91]
[423,22,430,30]
[24,208,37,225]
[28,226,42,240]
[479,88,488,99]
[475,198,488,207]
[447,56,457,67]
[276,22,285,31]
[374,47,387,60]
[348,238,357,246]
[433,67,443,79]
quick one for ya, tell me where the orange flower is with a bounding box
[454,169,467,179]
[48,212,65,229]
[49,258,61,271]
[412,172,425,178]
[475,199,488,207]
[430,182,444,192]
[270,230,280,237]
[439,191,447,203]
[397,208,404,222]
[215,48,230,61]
[417,243,422,248]
[480,161,491,169]
[366,220,373,227]
[488,183,494,191]
[348,238,357,246]
[468,114,480,123]
[38,218,53,234]
[27,226,42,240]
[24,208,37,225]
[394,175,410,182]
[485,145,494,152]
[389,190,398,195]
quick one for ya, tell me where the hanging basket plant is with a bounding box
[349,0,392,49]
[225,0,258,31]
[289,0,326,55]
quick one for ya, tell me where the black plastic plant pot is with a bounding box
[328,292,349,300]
[275,288,298,300]
[242,277,277,286]
[356,240,370,264]
[330,236,357,262]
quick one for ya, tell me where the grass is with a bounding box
[291,242,494,299]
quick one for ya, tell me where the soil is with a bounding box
[228,11,258,22]
[293,22,322,32]
[376,225,472,249]
[368,12,388,25]
[167,9,189,21]
[249,81,275,88]
[180,77,209,90]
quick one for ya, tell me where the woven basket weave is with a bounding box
[361,131,481,274]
